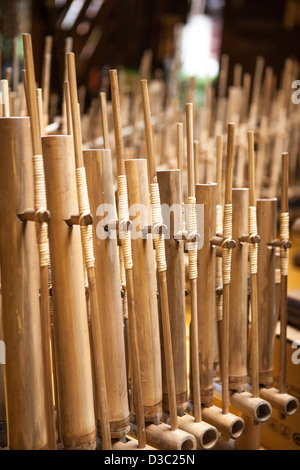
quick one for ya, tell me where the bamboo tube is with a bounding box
[215,134,223,370]
[42,135,96,450]
[221,122,235,415]
[64,81,72,135]
[110,68,146,449]
[141,77,178,429]
[230,391,271,423]
[247,130,260,398]
[83,148,130,439]
[66,52,111,450]
[196,182,217,407]
[0,285,7,448]
[218,54,229,99]
[201,405,244,440]
[0,117,48,449]
[251,56,264,107]
[100,92,110,149]
[140,78,197,450]
[125,158,162,423]
[41,35,52,130]
[279,152,289,394]
[12,36,19,94]
[22,33,56,449]
[1,79,10,117]
[173,103,219,450]
[259,388,298,417]
[257,198,277,386]
[157,169,186,415]
[61,37,73,134]
[229,188,249,392]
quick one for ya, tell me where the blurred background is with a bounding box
[1,0,300,109]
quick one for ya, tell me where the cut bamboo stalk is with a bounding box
[83,148,130,440]
[99,91,110,149]
[66,51,111,450]
[0,283,7,448]
[196,182,217,407]
[279,152,289,394]
[0,117,48,449]
[247,130,260,398]
[141,77,177,429]
[125,158,162,423]
[64,81,72,135]
[110,68,146,449]
[22,33,56,450]
[221,122,235,415]
[176,102,218,451]
[1,79,10,117]
[41,35,52,130]
[257,198,277,387]
[42,134,96,450]
[140,78,197,450]
[157,169,187,416]
[215,134,223,372]
[229,188,249,392]
[12,36,19,94]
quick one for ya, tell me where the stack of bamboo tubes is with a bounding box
[0,33,299,451]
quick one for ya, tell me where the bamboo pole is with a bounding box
[140,78,196,450]
[41,35,52,130]
[247,130,260,398]
[66,52,111,450]
[279,152,289,394]
[257,198,277,386]
[42,134,96,450]
[221,122,235,415]
[125,158,163,423]
[229,188,249,392]
[84,148,130,440]
[0,117,48,449]
[157,169,187,415]
[141,77,177,430]
[110,68,146,449]
[22,33,56,449]
[100,91,111,149]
